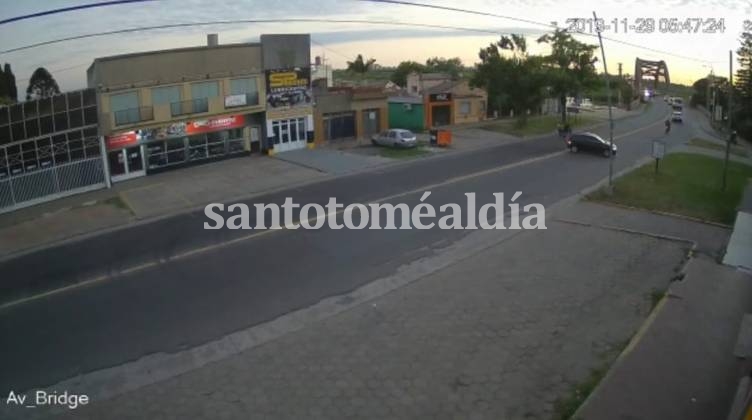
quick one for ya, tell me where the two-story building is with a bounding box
[89,34,313,183]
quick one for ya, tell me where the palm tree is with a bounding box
[346,54,376,75]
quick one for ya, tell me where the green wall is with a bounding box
[388,102,425,131]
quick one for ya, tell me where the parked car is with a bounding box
[371,129,417,148]
[567,132,618,157]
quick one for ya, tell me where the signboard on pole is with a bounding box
[652,140,666,159]
[652,140,666,174]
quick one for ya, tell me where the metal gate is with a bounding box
[0,156,107,214]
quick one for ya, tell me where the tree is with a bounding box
[472,35,546,122]
[734,32,752,140]
[4,64,17,102]
[346,54,376,75]
[537,29,599,123]
[424,57,464,79]
[26,67,60,100]
[390,61,425,87]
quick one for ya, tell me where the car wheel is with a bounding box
[603,149,611,157]
[570,144,578,153]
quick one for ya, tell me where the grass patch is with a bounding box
[688,138,748,157]
[588,153,752,225]
[379,146,430,159]
[649,288,665,310]
[553,364,610,420]
[103,195,133,215]
[481,114,599,137]
[553,340,629,420]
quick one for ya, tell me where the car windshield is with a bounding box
[400,131,414,138]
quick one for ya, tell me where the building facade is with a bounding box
[0,89,107,213]
[313,86,388,145]
[88,37,271,182]
[261,34,313,154]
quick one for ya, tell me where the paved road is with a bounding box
[0,101,689,393]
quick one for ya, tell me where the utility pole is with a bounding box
[722,50,733,191]
[617,63,623,107]
[593,11,615,191]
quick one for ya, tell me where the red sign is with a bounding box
[186,115,245,135]
[106,132,138,150]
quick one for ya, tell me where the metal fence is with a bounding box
[0,156,107,214]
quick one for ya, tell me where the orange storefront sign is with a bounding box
[105,132,138,150]
[186,115,245,134]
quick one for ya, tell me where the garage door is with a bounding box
[324,112,356,141]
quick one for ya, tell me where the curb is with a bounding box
[570,241,698,420]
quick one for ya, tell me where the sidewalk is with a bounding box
[576,255,752,420]
[0,156,327,257]
[557,201,751,420]
[18,204,693,420]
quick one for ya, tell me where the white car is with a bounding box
[371,129,417,148]
[671,111,683,122]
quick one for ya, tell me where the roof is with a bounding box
[423,80,455,94]
[89,42,261,66]
[388,96,423,104]
[419,72,452,81]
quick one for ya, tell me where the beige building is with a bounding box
[313,87,388,145]
[88,37,266,182]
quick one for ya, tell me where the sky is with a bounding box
[0,0,749,97]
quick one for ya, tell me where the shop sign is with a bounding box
[429,93,452,102]
[187,115,245,134]
[265,68,312,110]
[138,115,246,142]
[224,94,247,108]
[105,131,138,150]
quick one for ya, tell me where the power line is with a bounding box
[310,38,355,61]
[0,0,157,25]
[0,18,515,55]
[361,0,720,63]
[14,63,90,84]
[364,0,554,30]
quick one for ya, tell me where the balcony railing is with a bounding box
[224,92,259,109]
[113,106,154,126]
[171,98,209,117]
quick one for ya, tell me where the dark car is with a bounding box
[567,132,617,157]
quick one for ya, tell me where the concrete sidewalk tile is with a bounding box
[577,256,752,420]
[44,220,687,420]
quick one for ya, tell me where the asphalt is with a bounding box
[0,101,691,393]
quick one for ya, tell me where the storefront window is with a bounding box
[297,118,306,142]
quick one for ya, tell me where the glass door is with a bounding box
[110,145,145,183]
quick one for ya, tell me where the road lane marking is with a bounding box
[0,117,666,310]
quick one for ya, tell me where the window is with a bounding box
[110,91,139,112]
[152,86,182,106]
[110,91,143,125]
[67,91,82,110]
[229,78,259,105]
[297,118,306,142]
[230,78,257,95]
[460,101,471,115]
[191,81,219,99]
